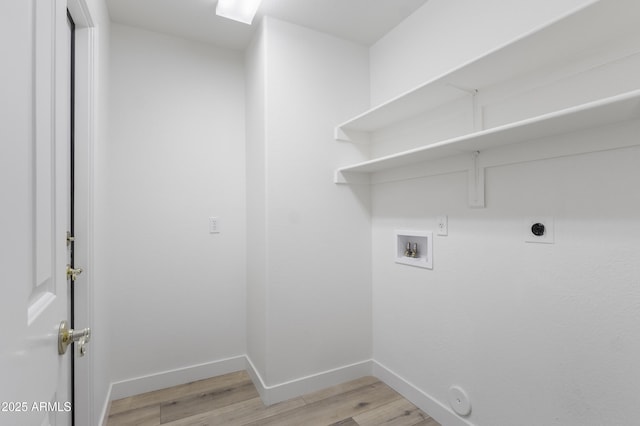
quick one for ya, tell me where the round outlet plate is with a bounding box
[448,385,472,416]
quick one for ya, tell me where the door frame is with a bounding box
[66,1,95,424]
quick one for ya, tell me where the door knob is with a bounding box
[58,320,91,356]
[66,264,83,281]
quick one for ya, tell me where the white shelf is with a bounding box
[335,89,640,180]
[335,0,640,138]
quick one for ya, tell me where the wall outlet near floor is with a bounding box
[524,216,554,244]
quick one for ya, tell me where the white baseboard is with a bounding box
[245,356,373,406]
[109,355,246,401]
[102,355,474,426]
[244,356,269,403]
[372,360,475,426]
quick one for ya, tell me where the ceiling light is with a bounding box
[216,0,262,25]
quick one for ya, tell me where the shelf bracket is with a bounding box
[448,85,484,132]
[471,89,484,132]
[468,151,485,208]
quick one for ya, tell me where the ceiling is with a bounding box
[106,0,428,50]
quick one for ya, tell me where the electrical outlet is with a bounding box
[437,216,448,236]
[524,217,553,243]
[209,217,220,234]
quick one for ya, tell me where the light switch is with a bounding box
[209,217,220,234]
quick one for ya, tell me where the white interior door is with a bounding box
[1,0,73,425]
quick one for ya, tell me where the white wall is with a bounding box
[245,17,373,395]
[107,24,246,383]
[265,17,372,387]
[369,1,640,425]
[369,0,593,106]
[372,142,640,426]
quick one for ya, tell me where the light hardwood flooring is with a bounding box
[106,371,441,426]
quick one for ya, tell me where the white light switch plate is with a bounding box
[209,217,220,234]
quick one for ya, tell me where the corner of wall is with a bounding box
[98,383,113,426]
[246,357,373,407]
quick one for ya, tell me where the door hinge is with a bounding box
[67,264,83,281]
[66,231,75,246]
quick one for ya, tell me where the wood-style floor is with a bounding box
[106,371,441,426]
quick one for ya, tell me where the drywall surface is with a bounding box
[369,0,593,106]
[245,22,269,380]
[368,1,640,425]
[108,24,246,381]
[252,17,373,387]
[372,139,640,425]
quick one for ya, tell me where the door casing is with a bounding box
[66,0,97,424]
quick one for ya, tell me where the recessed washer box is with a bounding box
[395,230,433,269]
